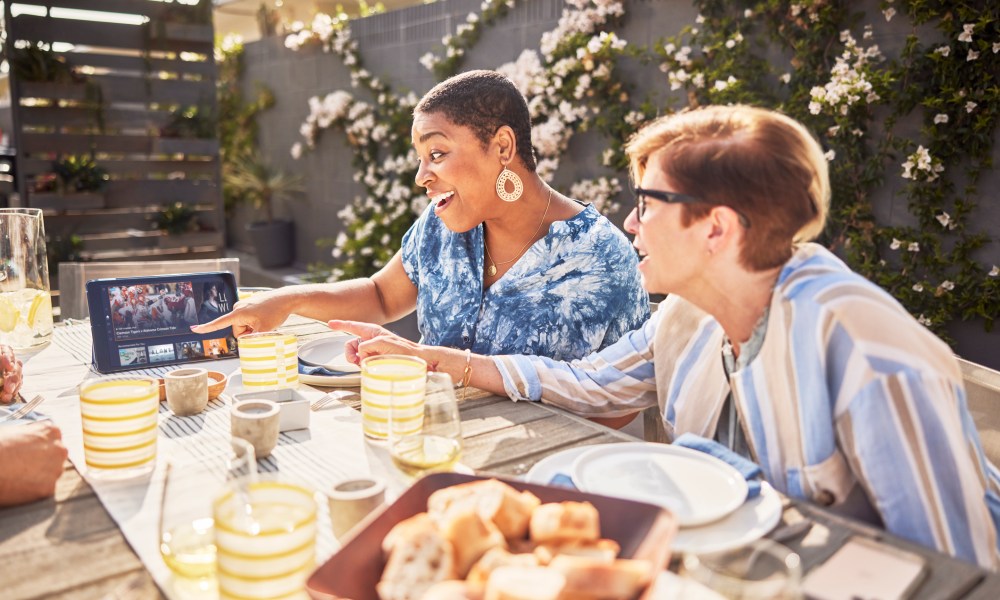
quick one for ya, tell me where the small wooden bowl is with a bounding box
[157,370,227,402]
[207,370,227,400]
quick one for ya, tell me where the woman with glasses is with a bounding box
[196,70,648,362]
[334,105,1000,567]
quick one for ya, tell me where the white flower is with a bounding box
[966,101,978,113]
[663,42,675,55]
[780,73,792,84]
[908,242,920,252]
[912,284,924,292]
[958,23,974,43]
[726,39,736,49]
[968,49,980,61]
[940,280,955,291]
[744,9,753,18]
[695,14,705,24]
[918,315,932,327]
[934,46,951,57]
[824,150,836,161]
[714,79,728,91]
[791,4,803,17]
[883,7,896,21]
[466,12,479,23]
[828,125,841,136]
[933,113,949,124]
[290,142,303,159]
[936,212,951,227]
[989,265,999,277]
[890,238,902,250]
[994,42,1000,54]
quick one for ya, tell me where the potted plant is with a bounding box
[153,202,222,249]
[223,152,303,268]
[31,155,108,209]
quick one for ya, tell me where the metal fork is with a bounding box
[0,394,45,422]
[310,392,340,412]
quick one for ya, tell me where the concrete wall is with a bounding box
[235,0,999,366]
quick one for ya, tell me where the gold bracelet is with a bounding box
[460,348,472,401]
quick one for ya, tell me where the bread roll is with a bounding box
[377,517,456,600]
[533,539,620,566]
[548,556,652,600]
[529,502,600,544]
[429,479,540,540]
[440,509,507,578]
[483,566,566,600]
[383,512,436,556]
[419,580,483,600]
[467,547,540,587]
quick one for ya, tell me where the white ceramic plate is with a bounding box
[571,442,748,527]
[298,334,360,373]
[299,372,361,388]
[526,444,781,554]
[229,371,361,391]
[670,481,783,554]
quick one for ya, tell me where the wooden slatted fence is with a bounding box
[3,0,224,266]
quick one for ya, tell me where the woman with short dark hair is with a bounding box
[335,105,1000,567]
[196,70,648,361]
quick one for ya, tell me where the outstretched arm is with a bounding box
[193,252,417,337]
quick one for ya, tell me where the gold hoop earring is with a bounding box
[495,165,523,202]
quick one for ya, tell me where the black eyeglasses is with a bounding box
[634,186,751,228]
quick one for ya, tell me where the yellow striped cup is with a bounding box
[238,332,298,391]
[213,478,317,600]
[360,355,426,440]
[78,378,159,479]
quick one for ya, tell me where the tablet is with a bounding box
[86,272,239,373]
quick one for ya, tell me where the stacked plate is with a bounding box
[526,442,783,554]
[298,334,362,387]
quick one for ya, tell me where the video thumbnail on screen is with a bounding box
[109,280,233,342]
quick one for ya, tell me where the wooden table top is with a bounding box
[2,317,998,599]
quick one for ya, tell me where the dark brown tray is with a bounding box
[306,471,677,600]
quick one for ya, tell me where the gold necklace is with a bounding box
[484,189,553,278]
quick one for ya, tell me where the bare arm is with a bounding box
[193,252,417,337]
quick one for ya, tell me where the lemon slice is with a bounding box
[0,296,19,333]
[27,292,51,328]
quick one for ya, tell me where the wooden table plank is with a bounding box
[962,574,1000,600]
[0,466,158,600]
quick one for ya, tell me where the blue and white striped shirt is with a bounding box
[495,243,1000,567]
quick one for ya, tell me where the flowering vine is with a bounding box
[275,0,998,340]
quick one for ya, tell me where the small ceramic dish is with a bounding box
[158,370,227,402]
[207,371,227,400]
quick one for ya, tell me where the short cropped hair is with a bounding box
[415,70,537,171]
[625,105,830,271]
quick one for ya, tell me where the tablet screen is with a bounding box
[87,272,239,372]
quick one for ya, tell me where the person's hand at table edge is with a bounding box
[0,421,67,506]
[0,344,23,405]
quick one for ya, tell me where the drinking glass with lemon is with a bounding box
[0,208,53,360]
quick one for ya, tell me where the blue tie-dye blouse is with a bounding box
[401,203,649,361]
